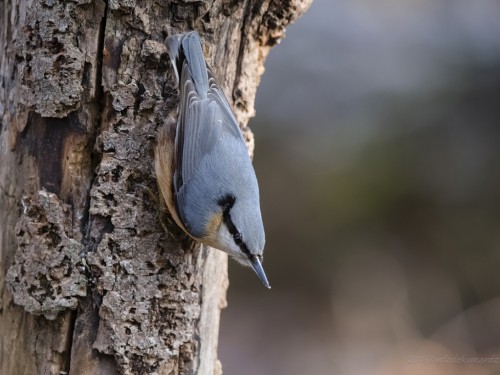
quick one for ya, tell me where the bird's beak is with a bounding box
[249,256,271,289]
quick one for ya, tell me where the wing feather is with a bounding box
[174,68,246,194]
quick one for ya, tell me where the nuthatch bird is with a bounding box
[154,31,270,288]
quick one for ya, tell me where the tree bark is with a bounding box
[0,0,311,374]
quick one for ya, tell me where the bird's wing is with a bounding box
[206,68,243,138]
[173,66,245,197]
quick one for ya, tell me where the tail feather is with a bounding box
[166,31,209,97]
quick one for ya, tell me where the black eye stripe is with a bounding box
[233,233,243,245]
[218,194,235,213]
[218,194,251,256]
[223,212,238,237]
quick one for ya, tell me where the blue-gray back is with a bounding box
[166,31,264,251]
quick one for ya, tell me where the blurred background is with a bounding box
[219,0,500,374]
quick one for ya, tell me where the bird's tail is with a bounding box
[166,31,209,96]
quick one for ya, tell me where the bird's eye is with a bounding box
[233,233,243,245]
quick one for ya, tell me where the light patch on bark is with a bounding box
[14,1,104,118]
[6,190,87,320]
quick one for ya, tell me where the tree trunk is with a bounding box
[0,0,311,374]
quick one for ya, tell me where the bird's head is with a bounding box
[203,194,269,288]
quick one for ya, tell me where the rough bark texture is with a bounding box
[0,0,311,374]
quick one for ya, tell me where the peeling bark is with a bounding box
[0,0,312,374]
[6,190,87,320]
